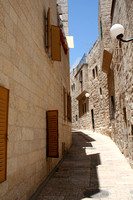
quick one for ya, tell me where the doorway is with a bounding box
[91,109,95,129]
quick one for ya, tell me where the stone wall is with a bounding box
[87,40,110,135]
[99,0,133,166]
[98,0,112,68]
[71,0,133,167]
[110,0,133,166]
[0,0,72,199]
[57,0,69,36]
[71,40,110,134]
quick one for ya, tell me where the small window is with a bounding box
[111,0,116,23]
[100,88,102,95]
[131,125,133,136]
[110,96,115,119]
[67,93,72,122]
[79,70,83,83]
[95,66,98,76]
[100,20,103,40]
[123,107,127,126]
[92,69,95,79]
[71,83,75,92]
[83,103,86,114]
[63,87,66,120]
[76,115,78,121]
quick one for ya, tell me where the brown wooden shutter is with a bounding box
[46,110,58,157]
[0,86,9,183]
[51,25,61,61]
[47,8,50,52]
[63,87,66,120]
[102,49,112,74]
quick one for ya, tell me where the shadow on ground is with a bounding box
[36,131,109,200]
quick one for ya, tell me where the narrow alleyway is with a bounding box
[33,130,133,200]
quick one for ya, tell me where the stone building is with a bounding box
[99,0,133,166]
[71,0,133,166]
[71,40,110,135]
[0,0,72,199]
[109,0,133,166]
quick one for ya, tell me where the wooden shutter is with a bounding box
[0,86,9,183]
[47,8,50,52]
[102,49,112,74]
[51,25,61,61]
[63,87,66,120]
[46,110,58,157]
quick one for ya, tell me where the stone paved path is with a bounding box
[35,130,133,200]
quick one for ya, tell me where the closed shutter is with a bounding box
[51,25,61,61]
[47,8,50,53]
[102,49,112,74]
[46,110,58,158]
[0,86,9,183]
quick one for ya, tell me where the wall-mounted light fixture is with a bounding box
[110,24,133,42]
[85,93,90,98]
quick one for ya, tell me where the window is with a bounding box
[73,83,75,91]
[76,115,78,121]
[110,96,115,119]
[92,69,95,79]
[95,66,98,76]
[46,110,59,157]
[79,97,88,118]
[100,88,102,95]
[100,20,103,40]
[63,87,66,120]
[0,86,9,183]
[123,107,127,126]
[47,8,50,54]
[71,83,75,92]
[67,93,72,122]
[111,0,116,23]
[83,103,86,114]
[79,70,83,83]
[45,8,61,61]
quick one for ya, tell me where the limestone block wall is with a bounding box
[87,40,110,134]
[70,62,90,130]
[110,0,133,165]
[71,40,110,134]
[98,0,112,68]
[98,0,133,166]
[70,69,79,128]
[0,0,72,199]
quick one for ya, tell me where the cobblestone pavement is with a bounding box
[35,130,133,200]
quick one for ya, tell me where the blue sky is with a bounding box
[68,0,99,68]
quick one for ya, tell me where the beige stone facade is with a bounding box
[0,0,72,199]
[109,0,133,166]
[71,40,110,134]
[71,0,133,166]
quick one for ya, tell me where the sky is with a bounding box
[68,0,99,68]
